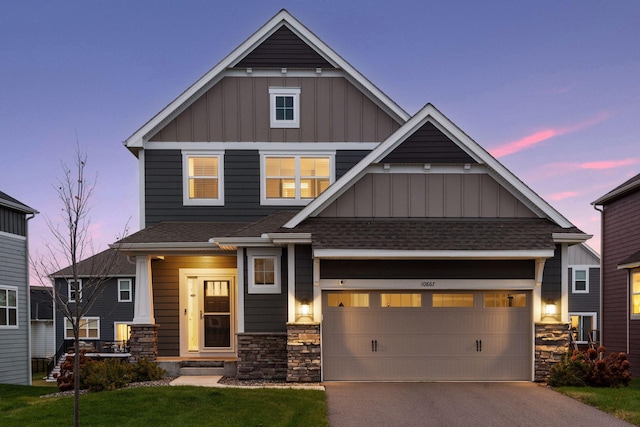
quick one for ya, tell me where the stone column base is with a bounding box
[534,322,569,382]
[129,324,159,362]
[237,333,287,380]
[287,323,321,382]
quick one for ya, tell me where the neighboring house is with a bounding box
[115,10,591,382]
[53,248,135,354]
[567,244,600,346]
[30,286,55,359]
[593,172,640,376]
[0,190,37,385]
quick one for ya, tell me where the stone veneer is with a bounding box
[287,323,321,382]
[236,333,288,380]
[534,322,569,382]
[128,324,158,362]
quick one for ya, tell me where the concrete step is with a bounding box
[179,366,226,376]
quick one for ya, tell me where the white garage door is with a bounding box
[322,290,532,381]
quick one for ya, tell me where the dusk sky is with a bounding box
[2,1,639,281]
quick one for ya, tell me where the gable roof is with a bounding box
[0,190,37,214]
[592,172,640,205]
[53,248,136,278]
[124,9,409,152]
[284,103,582,232]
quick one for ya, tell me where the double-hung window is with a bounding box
[261,153,334,205]
[118,279,132,302]
[571,267,589,293]
[68,279,82,303]
[65,317,100,339]
[0,286,18,327]
[269,87,300,128]
[182,151,224,206]
[247,248,281,294]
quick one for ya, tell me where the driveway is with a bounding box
[325,382,632,427]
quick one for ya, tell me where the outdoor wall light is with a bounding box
[300,299,310,316]
[544,298,557,316]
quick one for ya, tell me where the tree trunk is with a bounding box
[74,331,80,426]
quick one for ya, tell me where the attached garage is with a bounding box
[322,290,532,381]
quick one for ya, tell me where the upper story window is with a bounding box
[0,286,18,328]
[269,87,300,128]
[182,151,224,206]
[632,269,640,317]
[118,279,132,302]
[572,267,589,293]
[247,248,281,294]
[68,279,82,303]
[260,152,334,205]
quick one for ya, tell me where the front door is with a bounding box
[180,270,236,357]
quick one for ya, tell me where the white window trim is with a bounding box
[260,151,335,206]
[65,316,100,340]
[118,279,132,302]
[571,266,590,294]
[269,87,300,128]
[113,321,131,342]
[247,248,281,294]
[182,150,224,206]
[569,312,598,343]
[0,286,18,328]
[68,279,82,303]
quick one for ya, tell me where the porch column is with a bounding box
[133,255,155,324]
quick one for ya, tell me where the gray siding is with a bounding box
[319,173,537,218]
[0,206,27,236]
[295,245,313,303]
[149,77,400,143]
[320,259,535,280]
[244,248,288,333]
[568,267,601,313]
[145,149,369,225]
[0,235,30,385]
[541,245,562,312]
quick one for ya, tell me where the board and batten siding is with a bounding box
[148,77,400,143]
[145,149,370,225]
[601,190,640,375]
[319,173,537,218]
[568,267,601,313]
[0,207,28,236]
[0,234,30,385]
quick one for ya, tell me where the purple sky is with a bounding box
[2,1,639,281]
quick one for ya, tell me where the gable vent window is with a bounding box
[269,87,300,128]
[182,152,224,206]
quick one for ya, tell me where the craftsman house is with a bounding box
[116,10,591,381]
[593,172,640,376]
[0,191,37,385]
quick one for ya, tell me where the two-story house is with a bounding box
[0,190,37,385]
[593,172,640,376]
[53,248,135,354]
[116,10,591,382]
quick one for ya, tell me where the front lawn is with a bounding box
[555,378,640,425]
[0,384,328,427]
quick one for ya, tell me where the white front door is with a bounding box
[180,269,236,357]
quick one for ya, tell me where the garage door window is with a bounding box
[327,292,369,307]
[484,292,526,308]
[381,293,421,307]
[432,293,474,307]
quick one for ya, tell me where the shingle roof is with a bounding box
[593,172,640,205]
[0,190,37,214]
[287,217,582,251]
[619,249,640,268]
[53,248,136,277]
[118,221,248,244]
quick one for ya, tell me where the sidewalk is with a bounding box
[169,376,324,390]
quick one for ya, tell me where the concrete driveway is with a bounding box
[325,382,632,427]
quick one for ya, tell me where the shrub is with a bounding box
[548,347,632,388]
[132,358,166,382]
[80,359,134,392]
[56,350,91,391]
[548,350,588,387]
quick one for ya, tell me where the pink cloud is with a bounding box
[547,191,581,201]
[580,158,639,170]
[490,111,613,158]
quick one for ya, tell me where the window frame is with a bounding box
[269,87,300,128]
[569,312,598,344]
[68,279,82,303]
[260,151,335,206]
[0,286,18,328]
[632,269,640,319]
[65,317,100,340]
[571,266,590,294]
[182,151,224,206]
[247,248,281,294]
[118,278,132,302]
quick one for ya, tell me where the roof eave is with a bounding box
[552,233,592,244]
[592,180,640,206]
[312,249,556,260]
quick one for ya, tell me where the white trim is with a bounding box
[117,278,133,302]
[182,151,224,206]
[0,285,19,328]
[67,279,82,303]
[269,87,300,128]
[113,321,132,344]
[236,249,245,333]
[284,104,581,230]
[319,278,535,290]
[552,233,592,243]
[365,164,488,174]
[561,244,569,323]
[0,230,27,241]
[312,249,556,260]
[247,248,282,294]
[260,151,335,206]
[288,244,295,323]
[568,312,598,343]
[64,316,100,340]
[133,256,154,324]
[226,69,345,78]
[570,265,590,294]
[124,10,408,148]
[313,257,321,323]
[145,141,380,151]
[138,150,146,229]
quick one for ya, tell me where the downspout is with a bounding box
[25,212,36,385]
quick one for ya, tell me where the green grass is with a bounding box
[555,378,640,425]
[0,384,328,427]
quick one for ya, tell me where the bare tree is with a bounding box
[32,146,127,427]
